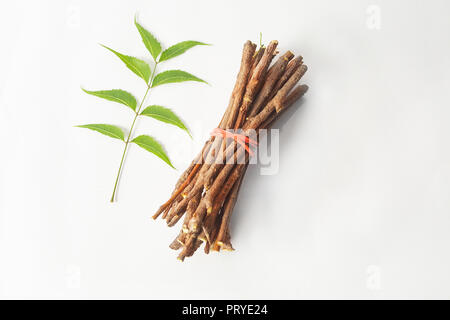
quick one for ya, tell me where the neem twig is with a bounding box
[155,39,309,260]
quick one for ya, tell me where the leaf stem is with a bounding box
[110,62,159,202]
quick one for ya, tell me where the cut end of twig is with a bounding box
[169,237,183,250]
[284,51,294,60]
[152,206,166,220]
[167,215,181,227]
[217,239,234,251]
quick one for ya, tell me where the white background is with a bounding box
[1,0,450,299]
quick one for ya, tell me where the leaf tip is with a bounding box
[196,74,209,85]
[190,41,211,46]
[99,43,112,52]
[134,14,140,27]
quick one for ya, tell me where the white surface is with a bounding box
[1,0,450,299]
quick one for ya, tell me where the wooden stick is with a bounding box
[247,51,294,117]
[154,40,309,260]
[234,40,278,129]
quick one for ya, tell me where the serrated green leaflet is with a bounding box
[132,135,174,168]
[101,44,151,83]
[135,18,161,61]
[159,41,209,62]
[82,88,137,111]
[76,124,125,141]
[152,70,207,87]
[141,105,191,137]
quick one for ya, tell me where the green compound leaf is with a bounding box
[76,124,125,141]
[101,44,151,83]
[134,18,162,61]
[132,135,174,168]
[159,41,209,62]
[141,105,191,137]
[152,70,207,88]
[82,88,137,111]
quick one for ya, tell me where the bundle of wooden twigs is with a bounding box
[153,40,308,260]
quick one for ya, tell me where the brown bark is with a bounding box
[215,166,246,247]
[224,41,257,129]
[153,39,309,260]
[247,51,294,117]
[234,40,278,130]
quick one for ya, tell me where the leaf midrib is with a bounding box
[98,92,135,109]
[80,125,124,140]
[142,111,186,129]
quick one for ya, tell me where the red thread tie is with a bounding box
[210,128,258,156]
